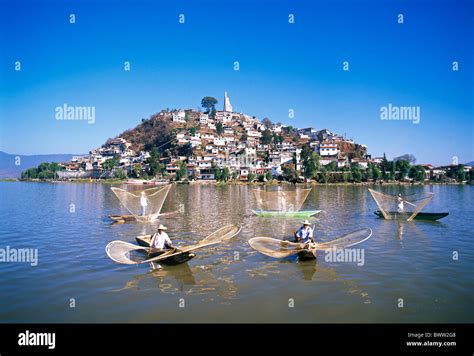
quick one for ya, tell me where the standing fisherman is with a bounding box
[140,191,148,216]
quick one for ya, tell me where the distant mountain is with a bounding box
[0,151,82,178]
[465,161,474,166]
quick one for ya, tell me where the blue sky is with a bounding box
[0,0,472,165]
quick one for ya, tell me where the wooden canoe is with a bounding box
[374,211,449,221]
[135,235,195,265]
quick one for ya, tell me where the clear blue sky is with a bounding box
[1,0,473,165]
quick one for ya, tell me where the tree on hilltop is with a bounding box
[201,96,218,114]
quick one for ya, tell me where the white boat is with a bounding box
[125,179,168,185]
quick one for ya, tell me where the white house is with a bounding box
[199,113,209,124]
[214,137,226,146]
[319,142,338,156]
[172,110,186,123]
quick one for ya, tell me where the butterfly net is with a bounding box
[252,188,311,212]
[111,184,171,222]
[105,241,148,265]
[248,238,305,258]
[368,189,434,221]
[106,225,241,265]
[316,228,372,250]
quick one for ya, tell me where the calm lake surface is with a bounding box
[0,182,472,323]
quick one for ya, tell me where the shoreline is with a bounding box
[2,178,470,186]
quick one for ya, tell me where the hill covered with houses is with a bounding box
[20,92,472,184]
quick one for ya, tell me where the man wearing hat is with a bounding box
[149,224,176,252]
[294,220,314,244]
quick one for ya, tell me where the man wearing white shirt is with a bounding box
[149,224,175,250]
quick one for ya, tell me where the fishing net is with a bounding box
[248,238,305,258]
[105,241,149,265]
[199,225,241,244]
[316,228,372,250]
[111,185,171,222]
[252,188,311,212]
[249,228,373,258]
[368,189,434,221]
[106,225,241,265]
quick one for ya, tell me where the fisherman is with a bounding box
[294,220,314,244]
[397,193,404,213]
[140,191,148,216]
[148,224,177,270]
[149,224,176,252]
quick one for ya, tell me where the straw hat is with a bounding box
[157,224,168,230]
[303,220,311,225]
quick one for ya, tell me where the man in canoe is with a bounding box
[149,224,176,255]
[294,220,315,244]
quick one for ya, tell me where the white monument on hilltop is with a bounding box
[223,91,233,112]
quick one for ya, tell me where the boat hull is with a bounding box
[252,210,321,218]
[374,211,449,221]
[297,249,317,261]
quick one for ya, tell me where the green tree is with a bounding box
[262,117,273,128]
[247,172,256,182]
[409,165,426,182]
[114,169,127,179]
[176,160,188,180]
[146,146,164,177]
[342,171,352,182]
[37,170,55,179]
[301,145,320,178]
[21,167,38,179]
[396,160,411,180]
[222,167,230,181]
[317,171,328,183]
[373,166,382,181]
[214,167,222,181]
[189,126,197,136]
[102,156,120,172]
[283,126,294,135]
[265,170,273,181]
[210,107,216,119]
[351,165,362,182]
[216,121,224,136]
[260,129,273,145]
[201,96,218,113]
[447,165,466,182]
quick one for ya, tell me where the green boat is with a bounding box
[374,210,449,221]
[252,209,321,218]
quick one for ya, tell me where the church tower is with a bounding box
[223,91,233,112]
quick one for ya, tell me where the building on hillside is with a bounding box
[350,158,369,169]
[199,113,209,124]
[172,110,186,123]
[319,141,339,157]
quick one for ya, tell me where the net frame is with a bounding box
[106,224,241,265]
[368,189,434,221]
[111,184,172,222]
[252,188,312,212]
[249,228,372,258]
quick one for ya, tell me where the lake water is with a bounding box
[0,182,472,323]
